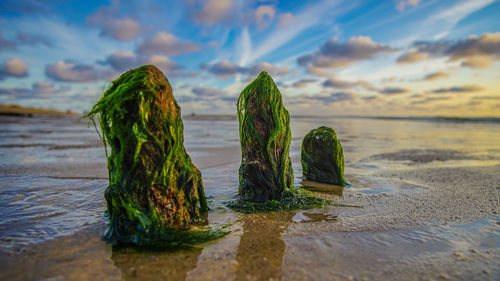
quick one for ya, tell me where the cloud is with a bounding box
[411,96,451,105]
[201,60,247,78]
[105,51,138,71]
[306,66,335,78]
[397,33,500,68]
[178,86,236,105]
[254,5,276,29]
[431,85,483,94]
[298,36,397,68]
[87,3,141,41]
[0,32,17,51]
[396,49,429,64]
[0,58,29,79]
[396,0,420,11]
[46,61,103,82]
[290,92,356,105]
[201,60,289,79]
[103,50,190,77]
[186,0,236,26]
[137,31,200,56]
[447,33,500,68]
[16,32,52,47]
[419,71,450,81]
[144,55,186,77]
[248,62,289,77]
[32,81,57,94]
[323,76,375,90]
[379,87,409,95]
[278,12,297,28]
[314,92,356,104]
[471,95,500,101]
[192,86,226,98]
[0,81,69,98]
[292,78,317,88]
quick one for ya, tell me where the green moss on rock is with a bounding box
[301,126,348,186]
[85,65,224,246]
[236,71,293,203]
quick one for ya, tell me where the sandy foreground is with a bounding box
[1,149,499,281]
[0,114,499,281]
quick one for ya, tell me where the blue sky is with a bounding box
[0,0,499,116]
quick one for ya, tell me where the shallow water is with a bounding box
[1,114,500,280]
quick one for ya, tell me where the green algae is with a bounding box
[301,126,349,186]
[236,71,293,203]
[228,188,330,213]
[85,65,226,246]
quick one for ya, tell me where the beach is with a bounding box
[0,113,499,281]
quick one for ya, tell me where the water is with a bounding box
[0,114,499,280]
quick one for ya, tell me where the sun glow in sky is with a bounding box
[0,0,499,116]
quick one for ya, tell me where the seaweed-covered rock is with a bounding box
[301,126,348,186]
[86,65,209,245]
[237,71,293,202]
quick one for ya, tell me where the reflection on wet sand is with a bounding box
[111,246,202,281]
[235,212,295,281]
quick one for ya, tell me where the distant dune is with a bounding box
[0,104,80,117]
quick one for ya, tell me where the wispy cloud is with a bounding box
[431,85,483,94]
[202,60,289,79]
[45,61,105,82]
[251,0,347,62]
[379,87,409,95]
[418,71,450,81]
[299,36,397,69]
[322,76,375,91]
[201,60,247,78]
[0,81,70,98]
[137,31,200,56]
[292,78,317,88]
[288,91,356,105]
[423,0,495,39]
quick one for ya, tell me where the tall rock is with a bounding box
[236,71,293,202]
[86,65,207,245]
[301,126,348,186]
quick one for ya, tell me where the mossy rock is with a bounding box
[86,65,225,246]
[301,126,348,186]
[236,71,293,203]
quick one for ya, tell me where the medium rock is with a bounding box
[301,126,348,186]
[86,65,207,245]
[236,71,293,202]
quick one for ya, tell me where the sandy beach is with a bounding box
[0,113,499,281]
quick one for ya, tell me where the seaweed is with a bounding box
[85,65,226,246]
[228,188,330,213]
[236,71,293,203]
[301,126,349,186]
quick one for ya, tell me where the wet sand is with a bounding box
[1,114,499,280]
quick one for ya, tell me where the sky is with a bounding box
[0,0,499,117]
